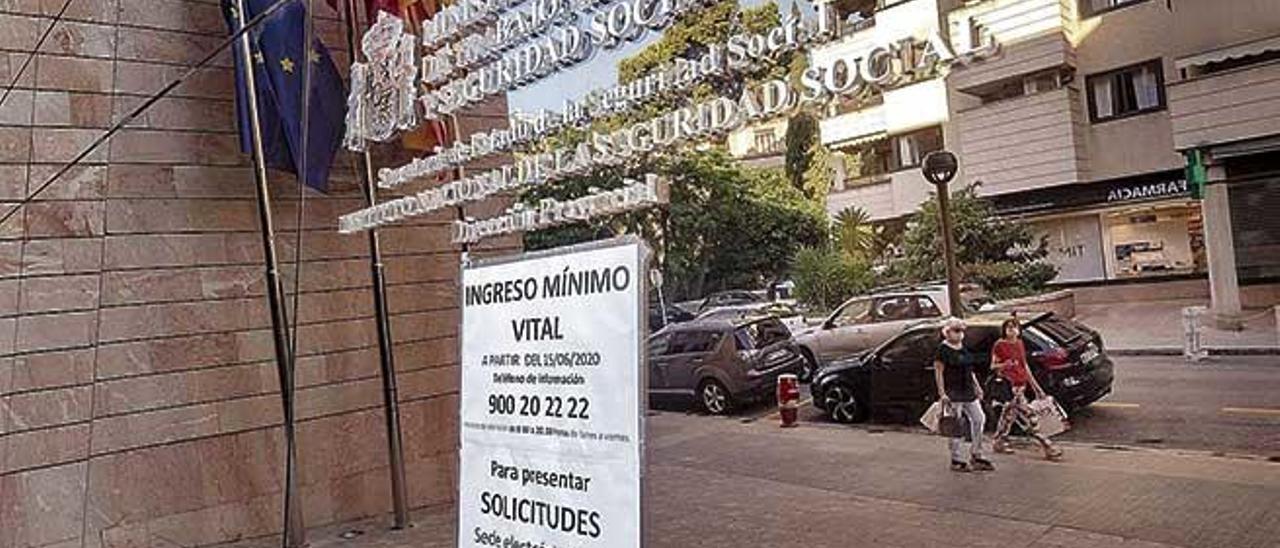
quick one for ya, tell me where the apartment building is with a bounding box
[812,0,1280,315]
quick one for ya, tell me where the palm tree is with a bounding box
[833,206,879,260]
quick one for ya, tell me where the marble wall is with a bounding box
[0,1,514,546]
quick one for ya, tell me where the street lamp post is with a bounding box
[922,151,964,319]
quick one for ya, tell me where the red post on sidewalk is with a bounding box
[777,374,800,428]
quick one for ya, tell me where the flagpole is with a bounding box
[341,0,411,530]
[230,1,307,546]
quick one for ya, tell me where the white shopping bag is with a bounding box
[1029,396,1070,437]
[919,401,943,433]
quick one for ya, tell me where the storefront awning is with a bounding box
[1176,35,1280,71]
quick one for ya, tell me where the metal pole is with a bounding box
[935,181,964,318]
[230,2,306,546]
[340,0,410,530]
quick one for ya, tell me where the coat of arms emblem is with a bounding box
[344,12,419,151]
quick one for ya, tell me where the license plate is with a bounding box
[1080,348,1099,364]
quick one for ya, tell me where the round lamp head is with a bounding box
[922,150,959,186]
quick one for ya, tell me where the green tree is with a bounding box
[791,247,873,311]
[524,150,828,301]
[893,184,1058,298]
[613,0,802,125]
[784,111,818,194]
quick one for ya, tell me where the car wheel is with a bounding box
[698,379,733,415]
[823,382,862,423]
[797,347,818,383]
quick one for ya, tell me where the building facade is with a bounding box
[726,117,789,168]
[813,0,1280,312]
[0,2,513,546]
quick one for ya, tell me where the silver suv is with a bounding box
[793,291,950,369]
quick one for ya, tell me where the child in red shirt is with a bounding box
[992,318,1063,460]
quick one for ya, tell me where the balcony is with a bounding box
[955,86,1090,195]
[810,0,940,68]
[826,169,932,221]
[1168,58,1280,151]
[946,0,1078,93]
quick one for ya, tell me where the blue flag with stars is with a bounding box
[223,0,346,192]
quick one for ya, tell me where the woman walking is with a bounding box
[933,317,994,472]
[991,318,1063,460]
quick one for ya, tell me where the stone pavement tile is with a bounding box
[212,506,456,548]
[650,416,1280,548]
[1030,526,1180,548]
[648,463,1050,548]
[1075,301,1279,350]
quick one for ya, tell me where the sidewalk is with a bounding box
[215,412,1280,548]
[1075,299,1279,354]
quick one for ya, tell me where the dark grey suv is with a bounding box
[646,317,806,414]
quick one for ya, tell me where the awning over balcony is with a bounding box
[818,79,950,149]
[820,105,888,149]
[1175,35,1280,71]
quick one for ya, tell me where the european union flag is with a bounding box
[223,0,346,192]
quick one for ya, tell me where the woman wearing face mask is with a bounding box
[933,317,994,472]
[991,318,1063,460]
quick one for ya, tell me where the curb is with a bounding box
[1109,347,1280,356]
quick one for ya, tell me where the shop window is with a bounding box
[1087,59,1165,123]
[1106,205,1204,279]
[1080,0,1148,17]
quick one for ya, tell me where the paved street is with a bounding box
[791,355,1280,458]
[236,406,1280,548]
[220,354,1280,548]
[1059,356,1280,457]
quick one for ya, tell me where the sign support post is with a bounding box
[339,0,411,530]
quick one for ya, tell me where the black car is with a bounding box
[649,300,696,332]
[811,313,1114,423]
[647,317,806,414]
[696,290,764,313]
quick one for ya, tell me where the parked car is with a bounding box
[647,317,807,415]
[695,290,764,313]
[696,302,807,333]
[793,291,949,368]
[810,313,1114,423]
[649,299,695,332]
[767,280,797,304]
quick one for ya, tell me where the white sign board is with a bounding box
[459,237,646,548]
